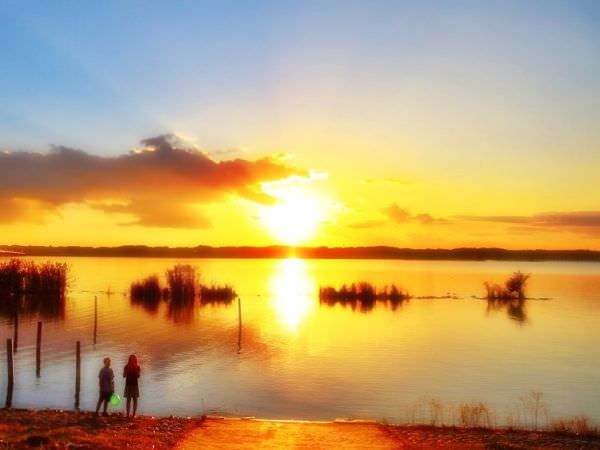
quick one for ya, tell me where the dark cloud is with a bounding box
[457,211,600,236]
[458,211,600,227]
[0,134,305,228]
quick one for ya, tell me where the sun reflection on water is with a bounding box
[269,258,316,332]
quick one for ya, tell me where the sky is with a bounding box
[1,0,599,249]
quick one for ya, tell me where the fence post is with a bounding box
[13,311,18,353]
[93,296,98,345]
[5,339,14,408]
[237,297,242,353]
[75,341,81,410]
[36,321,42,377]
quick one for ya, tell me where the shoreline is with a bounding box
[2,245,600,262]
[0,408,599,449]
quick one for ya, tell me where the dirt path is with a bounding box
[176,419,397,450]
[176,418,600,450]
[0,410,598,449]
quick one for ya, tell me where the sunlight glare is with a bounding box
[259,188,324,246]
[269,258,315,333]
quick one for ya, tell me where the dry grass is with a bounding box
[551,416,599,437]
[457,403,493,428]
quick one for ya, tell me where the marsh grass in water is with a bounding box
[199,284,237,304]
[0,259,67,319]
[165,264,197,302]
[130,265,237,306]
[0,259,67,297]
[319,282,410,311]
[484,271,530,301]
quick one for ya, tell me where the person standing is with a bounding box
[123,354,141,418]
[95,357,114,417]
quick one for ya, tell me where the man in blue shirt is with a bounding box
[95,357,114,417]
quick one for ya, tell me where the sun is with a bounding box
[259,188,324,245]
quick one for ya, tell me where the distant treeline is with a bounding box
[1,245,600,261]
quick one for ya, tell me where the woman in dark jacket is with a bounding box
[123,354,141,418]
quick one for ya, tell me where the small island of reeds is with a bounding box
[484,271,531,301]
[319,281,410,311]
[484,271,531,323]
[130,264,237,305]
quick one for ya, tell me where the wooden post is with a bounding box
[5,339,14,408]
[93,296,98,345]
[12,310,18,353]
[36,322,42,377]
[74,341,81,410]
[237,297,242,353]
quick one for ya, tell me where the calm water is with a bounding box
[1,257,599,425]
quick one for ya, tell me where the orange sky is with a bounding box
[1,3,599,250]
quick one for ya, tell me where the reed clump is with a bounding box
[0,259,67,297]
[319,282,410,311]
[129,265,237,306]
[130,275,162,302]
[199,284,237,304]
[165,264,196,302]
[484,271,530,300]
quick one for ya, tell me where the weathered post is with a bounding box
[12,311,18,353]
[93,296,98,345]
[5,338,14,408]
[75,341,81,410]
[36,321,42,377]
[237,297,242,353]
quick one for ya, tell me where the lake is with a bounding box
[1,257,599,426]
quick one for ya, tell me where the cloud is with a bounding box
[347,220,387,229]
[383,203,450,225]
[457,211,600,236]
[0,134,305,228]
[384,204,411,223]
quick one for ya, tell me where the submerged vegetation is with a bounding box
[484,271,531,323]
[166,264,197,302]
[130,275,163,302]
[0,259,68,319]
[199,284,237,304]
[319,282,410,311]
[484,271,531,300]
[130,264,237,307]
[0,259,67,297]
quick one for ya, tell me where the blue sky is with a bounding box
[2,1,598,157]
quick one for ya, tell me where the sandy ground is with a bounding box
[0,409,599,449]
